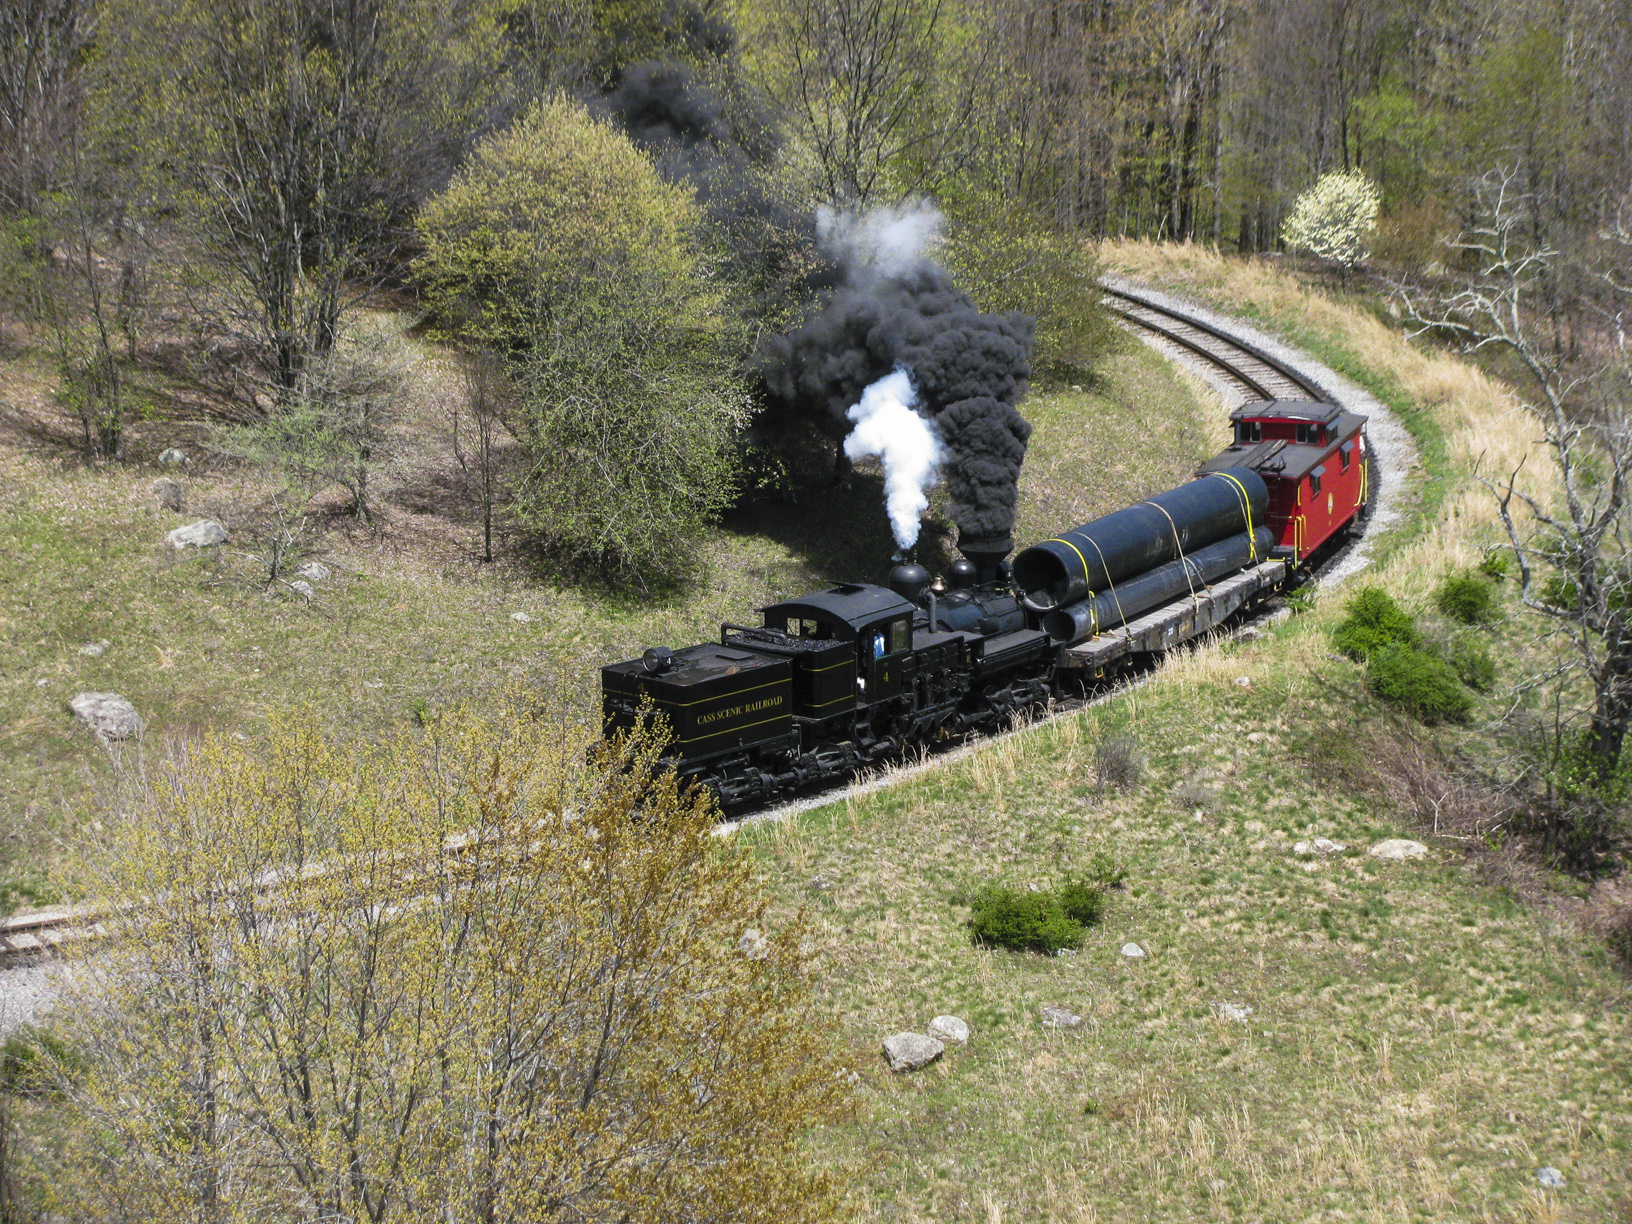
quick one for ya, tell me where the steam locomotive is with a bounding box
[602,399,1368,806]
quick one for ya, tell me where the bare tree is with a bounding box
[1402,167,1632,783]
[452,351,510,564]
[97,0,505,402]
[759,0,988,205]
[0,0,94,212]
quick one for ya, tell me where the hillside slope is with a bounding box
[736,245,1632,1223]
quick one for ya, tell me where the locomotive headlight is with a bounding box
[642,646,675,674]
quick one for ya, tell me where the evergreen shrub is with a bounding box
[1332,587,1420,660]
[1367,643,1473,724]
[968,885,1083,955]
[1435,571,1499,625]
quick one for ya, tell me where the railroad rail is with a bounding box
[1101,285,1329,403]
[0,289,1364,969]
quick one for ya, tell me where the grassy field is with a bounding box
[0,311,1215,905]
[4,247,1628,1221]
[724,246,1632,1222]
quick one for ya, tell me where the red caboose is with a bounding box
[1197,400,1368,563]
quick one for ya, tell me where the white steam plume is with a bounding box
[816,201,943,278]
[842,367,943,549]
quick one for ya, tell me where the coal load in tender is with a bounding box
[1041,526,1277,643]
[1012,469,1269,612]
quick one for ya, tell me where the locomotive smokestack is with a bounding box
[958,530,1013,585]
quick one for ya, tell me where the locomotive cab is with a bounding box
[756,584,918,710]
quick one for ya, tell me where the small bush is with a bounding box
[1446,638,1497,692]
[1083,851,1128,890]
[1094,735,1141,792]
[1478,549,1512,581]
[1435,571,1499,625]
[1332,587,1420,660]
[1367,643,1473,724]
[1057,879,1108,927]
[968,885,1084,955]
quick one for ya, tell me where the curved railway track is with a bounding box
[0,287,1378,968]
[1101,285,1330,403]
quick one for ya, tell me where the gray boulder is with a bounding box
[1213,1001,1253,1023]
[288,579,315,600]
[150,477,183,512]
[1369,839,1428,861]
[77,640,110,658]
[738,928,768,960]
[1536,1167,1565,1189]
[294,560,330,582]
[881,1032,943,1072]
[69,692,143,742]
[167,520,227,550]
[157,447,187,466]
[1293,837,1348,856]
[1121,942,1147,958]
[927,1015,970,1045]
[1039,1005,1084,1030]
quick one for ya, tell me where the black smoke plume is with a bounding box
[755,207,1035,545]
[596,29,813,328]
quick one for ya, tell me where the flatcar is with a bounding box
[602,399,1367,806]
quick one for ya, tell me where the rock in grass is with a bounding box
[882,1032,943,1071]
[510,611,532,623]
[151,477,183,512]
[294,560,330,582]
[69,692,143,742]
[1293,837,1347,856]
[166,519,227,549]
[1536,1167,1565,1189]
[1039,1005,1084,1030]
[288,579,315,600]
[1368,839,1427,861]
[738,928,768,960]
[78,640,110,657]
[1213,1001,1252,1023]
[1121,942,1147,958]
[157,447,187,466]
[927,1015,970,1045]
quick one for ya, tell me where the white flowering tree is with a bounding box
[1282,170,1382,271]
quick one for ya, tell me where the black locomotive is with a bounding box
[602,399,1368,806]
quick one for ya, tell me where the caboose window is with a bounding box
[1295,423,1324,444]
[1310,465,1326,495]
[1237,421,1262,443]
[1340,442,1353,472]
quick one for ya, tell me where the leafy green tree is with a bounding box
[939,185,1112,371]
[417,98,749,583]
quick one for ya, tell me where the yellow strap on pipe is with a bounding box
[1207,471,1258,562]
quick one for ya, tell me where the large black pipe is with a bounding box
[1041,527,1276,644]
[1012,469,1269,611]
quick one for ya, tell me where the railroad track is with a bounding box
[0,288,1369,968]
[1101,285,1329,403]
